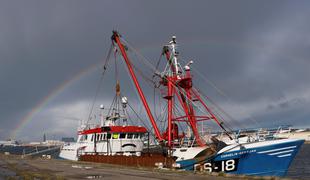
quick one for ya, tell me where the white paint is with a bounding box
[268,149,294,155]
[173,146,208,161]
[218,139,300,154]
[277,153,292,158]
[257,146,296,154]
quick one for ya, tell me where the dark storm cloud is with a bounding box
[1,0,310,140]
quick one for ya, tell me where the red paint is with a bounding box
[112,31,163,141]
[185,84,204,146]
[191,88,222,126]
[79,126,148,135]
[163,49,204,147]
[167,77,174,147]
[162,123,183,141]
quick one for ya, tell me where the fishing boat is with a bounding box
[59,43,168,165]
[59,84,149,161]
[60,31,304,177]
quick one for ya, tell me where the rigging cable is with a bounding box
[86,44,113,124]
[116,37,233,135]
[127,102,157,140]
[197,89,245,130]
[178,55,261,128]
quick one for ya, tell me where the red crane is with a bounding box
[111,31,163,142]
[112,31,229,148]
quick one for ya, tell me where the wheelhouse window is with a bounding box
[80,134,88,142]
[96,134,100,141]
[112,133,119,139]
[120,133,126,139]
[134,133,139,139]
[127,133,133,139]
[107,133,111,139]
[140,133,145,139]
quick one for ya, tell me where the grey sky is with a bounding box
[1,0,310,141]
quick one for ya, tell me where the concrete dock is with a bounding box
[0,154,288,180]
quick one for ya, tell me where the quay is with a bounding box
[0,154,293,180]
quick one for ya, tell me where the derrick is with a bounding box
[111,31,232,149]
[111,31,163,142]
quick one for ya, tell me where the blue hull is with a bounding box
[176,139,304,176]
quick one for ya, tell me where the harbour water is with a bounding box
[0,145,60,158]
[287,143,310,179]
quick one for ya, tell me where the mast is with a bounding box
[162,36,232,147]
[111,31,230,148]
[167,76,174,147]
[162,36,205,147]
[111,31,163,142]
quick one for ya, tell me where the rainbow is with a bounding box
[9,61,103,140]
[9,37,246,140]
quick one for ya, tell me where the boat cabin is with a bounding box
[76,126,147,156]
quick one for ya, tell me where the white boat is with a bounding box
[59,84,147,161]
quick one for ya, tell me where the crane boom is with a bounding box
[111,31,163,142]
